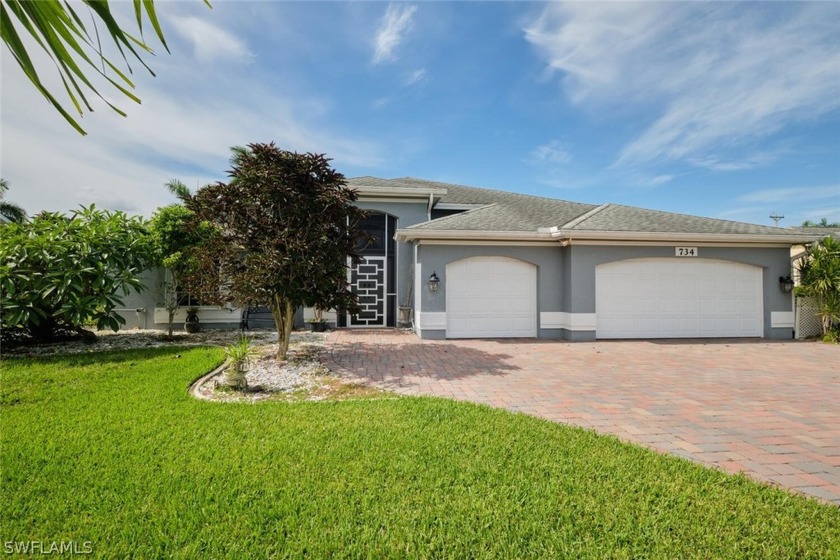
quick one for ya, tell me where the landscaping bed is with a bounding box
[190,333,383,403]
[3,328,380,403]
[1,327,282,357]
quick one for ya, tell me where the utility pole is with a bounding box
[769,213,784,226]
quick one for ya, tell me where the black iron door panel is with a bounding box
[348,256,386,327]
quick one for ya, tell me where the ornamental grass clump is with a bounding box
[224,336,258,389]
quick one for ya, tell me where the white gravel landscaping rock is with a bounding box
[6,328,382,403]
[2,328,322,358]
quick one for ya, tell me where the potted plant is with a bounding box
[224,335,257,389]
[184,306,201,333]
[306,306,328,332]
[398,266,414,328]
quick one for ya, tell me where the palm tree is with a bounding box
[0,179,27,223]
[801,218,840,228]
[165,179,193,203]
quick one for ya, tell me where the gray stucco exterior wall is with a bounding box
[417,244,563,314]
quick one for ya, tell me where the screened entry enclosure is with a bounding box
[340,212,397,327]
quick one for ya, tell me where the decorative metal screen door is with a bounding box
[348,256,387,327]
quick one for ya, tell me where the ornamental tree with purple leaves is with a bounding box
[183,143,368,359]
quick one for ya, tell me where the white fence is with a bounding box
[795,296,823,339]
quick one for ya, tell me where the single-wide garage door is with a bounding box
[596,258,763,339]
[446,256,537,338]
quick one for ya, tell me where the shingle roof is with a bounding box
[347,176,444,191]
[569,204,793,236]
[791,226,840,238]
[405,182,597,232]
[351,177,814,239]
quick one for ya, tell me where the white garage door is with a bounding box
[446,256,537,338]
[596,258,763,339]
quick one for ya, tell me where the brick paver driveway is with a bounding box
[325,329,840,505]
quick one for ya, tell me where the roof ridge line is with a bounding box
[559,203,611,230]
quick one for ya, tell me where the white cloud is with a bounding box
[739,185,840,204]
[690,151,783,172]
[371,96,391,109]
[529,140,572,165]
[170,16,251,62]
[645,175,673,187]
[524,3,840,168]
[0,5,382,218]
[715,206,769,220]
[373,3,417,64]
[404,68,427,87]
[716,188,840,225]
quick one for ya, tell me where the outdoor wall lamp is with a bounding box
[429,271,440,292]
[779,275,794,293]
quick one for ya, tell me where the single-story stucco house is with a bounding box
[119,177,817,341]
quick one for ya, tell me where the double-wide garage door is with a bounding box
[596,258,763,339]
[446,256,537,338]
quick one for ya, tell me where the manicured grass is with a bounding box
[2,348,838,558]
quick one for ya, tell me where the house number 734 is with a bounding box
[675,247,698,257]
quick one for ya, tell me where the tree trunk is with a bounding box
[165,270,178,338]
[28,316,59,342]
[270,294,295,360]
[282,299,295,358]
[72,325,98,343]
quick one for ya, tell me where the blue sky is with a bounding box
[2,1,839,227]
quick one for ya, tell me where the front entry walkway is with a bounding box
[325,329,840,505]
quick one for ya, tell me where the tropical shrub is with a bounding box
[0,206,152,342]
[148,202,212,337]
[796,236,840,336]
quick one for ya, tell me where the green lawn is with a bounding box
[1,347,838,558]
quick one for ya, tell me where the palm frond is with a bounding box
[165,179,192,203]
[1,0,211,135]
[0,201,28,223]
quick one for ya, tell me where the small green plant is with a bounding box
[224,336,258,389]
